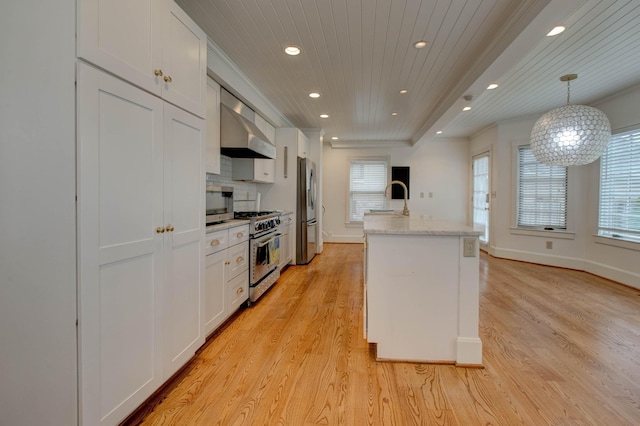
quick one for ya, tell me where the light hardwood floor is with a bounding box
[129,243,640,425]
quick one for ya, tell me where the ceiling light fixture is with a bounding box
[546,26,566,36]
[530,74,611,166]
[487,83,499,90]
[413,40,427,49]
[463,106,471,111]
[400,89,408,94]
[284,45,301,55]
[320,114,329,119]
[331,136,339,140]
[436,131,443,135]
[391,112,398,116]
[309,92,320,98]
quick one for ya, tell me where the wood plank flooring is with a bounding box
[129,243,640,425]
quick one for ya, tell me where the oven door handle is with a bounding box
[257,238,272,248]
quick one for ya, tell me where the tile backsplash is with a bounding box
[207,156,259,212]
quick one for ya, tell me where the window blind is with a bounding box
[598,129,640,242]
[349,159,388,222]
[517,146,567,229]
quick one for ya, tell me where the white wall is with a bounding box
[0,1,78,425]
[470,86,640,288]
[322,139,470,243]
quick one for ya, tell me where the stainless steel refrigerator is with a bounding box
[296,157,317,264]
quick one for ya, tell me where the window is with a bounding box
[517,146,568,229]
[348,158,389,223]
[598,129,640,243]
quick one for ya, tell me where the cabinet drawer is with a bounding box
[205,229,228,254]
[227,273,248,312]
[227,241,249,279]
[229,225,250,246]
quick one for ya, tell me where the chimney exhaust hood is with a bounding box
[220,88,276,159]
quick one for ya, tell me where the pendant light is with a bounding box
[530,74,611,166]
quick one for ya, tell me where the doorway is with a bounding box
[472,153,490,249]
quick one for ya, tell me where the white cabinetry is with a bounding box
[232,158,276,183]
[279,213,294,270]
[206,78,221,174]
[297,131,310,158]
[77,63,205,425]
[77,0,207,118]
[254,114,276,145]
[204,224,250,335]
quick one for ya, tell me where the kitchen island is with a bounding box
[363,213,483,366]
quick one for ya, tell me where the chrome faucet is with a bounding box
[384,180,410,216]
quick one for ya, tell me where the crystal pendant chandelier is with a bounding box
[530,74,611,166]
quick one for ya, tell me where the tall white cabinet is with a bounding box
[77,63,205,425]
[77,0,207,118]
[76,1,207,423]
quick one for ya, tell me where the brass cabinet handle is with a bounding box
[264,172,269,176]
[236,232,244,238]
[236,287,244,295]
[154,69,163,77]
[156,227,165,234]
[210,239,220,246]
[164,75,172,83]
[166,225,174,232]
[236,256,244,264]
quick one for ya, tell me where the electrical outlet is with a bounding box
[463,238,476,257]
[420,192,424,198]
[429,192,433,198]
[546,241,553,249]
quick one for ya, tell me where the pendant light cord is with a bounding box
[566,79,571,105]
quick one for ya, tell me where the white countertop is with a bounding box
[206,219,250,233]
[363,213,482,236]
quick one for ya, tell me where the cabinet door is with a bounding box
[162,0,207,118]
[204,250,227,335]
[77,0,163,98]
[205,78,221,174]
[256,159,276,183]
[227,241,249,280]
[77,63,164,425]
[297,131,309,158]
[162,103,205,378]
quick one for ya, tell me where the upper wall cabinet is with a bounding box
[77,0,207,118]
[206,78,221,174]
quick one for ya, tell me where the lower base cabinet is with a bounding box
[204,224,249,335]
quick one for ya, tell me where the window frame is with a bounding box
[346,157,390,225]
[510,143,575,239]
[597,128,640,246]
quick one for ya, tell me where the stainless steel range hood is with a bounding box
[220,88,276,159]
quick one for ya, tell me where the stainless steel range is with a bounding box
[234,211,282,303]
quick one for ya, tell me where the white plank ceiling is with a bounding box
[177,0,640,145]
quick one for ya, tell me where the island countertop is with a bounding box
[363,213,482,236]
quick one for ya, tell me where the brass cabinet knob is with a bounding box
[225,260,231,265]
[236,232,244,238]
[154,69,163,77]
[166,225,174,232]
[163,75,172,83]
[236,256,244,264]
[210,239,220,246]
[156,227,165,234]
[236,287,244,295]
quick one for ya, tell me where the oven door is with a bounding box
[251,232,281,284]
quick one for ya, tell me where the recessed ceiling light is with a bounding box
[436,131,443,135]
[463,106,471,111]
[309,92,320,98]
[320,114,329,119]
[546,26,565,36]
[391,112,398,116]
[487,83,499,90]
[399,89,408,94]
[413,40,428,49]
[284,45,301,55]
[331,136,339,140]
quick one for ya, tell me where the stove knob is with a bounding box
[276,217,281,226]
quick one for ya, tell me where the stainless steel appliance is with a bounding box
[235,211,282,303]
[220,88,276,159]
[206,185,234,224]
[296,158,317,264]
